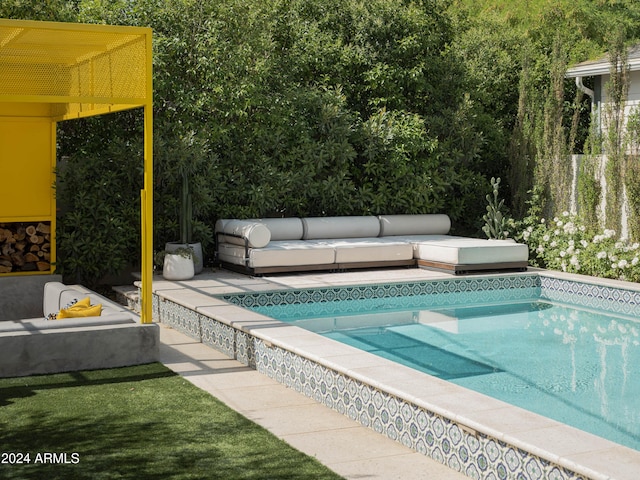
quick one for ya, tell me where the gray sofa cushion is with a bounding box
[302,216,380,240]
[378,214,451,236]
[254,218,304,240]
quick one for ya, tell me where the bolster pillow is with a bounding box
[378,214,451,236]
[218,220,271,248]
[254,218,304,241]
[302,216,380,240]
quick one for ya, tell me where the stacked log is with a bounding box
[0,222,51,273]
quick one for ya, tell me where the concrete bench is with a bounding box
[0,282,159,378]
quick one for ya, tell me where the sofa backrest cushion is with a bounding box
[217,219,271,248]
[216,218,304,242]
[302,216,380,240]
[214,218,228,234]
[378,214,451,236]
[43,282,91,319]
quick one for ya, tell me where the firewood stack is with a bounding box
[0,222,51,273]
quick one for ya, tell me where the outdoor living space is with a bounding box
[142,266,640,480]
[6,7,640,480]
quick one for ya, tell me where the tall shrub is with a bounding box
[602,31,629,233]
[508,46,537,219]
[625,107,640,241]
[536,35,572,218]
[577,155,602,233]
[56,113,144,286]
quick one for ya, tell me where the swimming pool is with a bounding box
[223,274,640,452]
[148,270,640,478]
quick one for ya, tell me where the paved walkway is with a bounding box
[158,311,466,480]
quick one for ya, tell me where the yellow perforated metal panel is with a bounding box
[0,19,149,118]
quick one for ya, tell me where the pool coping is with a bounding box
[143,268,640,480]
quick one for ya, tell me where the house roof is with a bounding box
[566,44,640,77]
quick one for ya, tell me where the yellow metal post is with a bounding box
[50,121,57,272]
[140,29,154,324]
[140,189,150,323]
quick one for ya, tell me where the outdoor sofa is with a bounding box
[0,282,159,377]
[215,214,529,275]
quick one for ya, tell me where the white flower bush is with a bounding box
[516,212,640,282]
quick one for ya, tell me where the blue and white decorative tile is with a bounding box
[200,315,235,358]
[220,274,542,314]
[465,462,481,480]
[448,423,464,449]
[541,277,640,317]
[503,446,525,475]
[159,300,201,341]
[152,293,160,319]
[149,293,161,319]
[235,330,258,368]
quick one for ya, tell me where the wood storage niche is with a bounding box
[0,222,51,273]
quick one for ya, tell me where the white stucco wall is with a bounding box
[600,70,640,104]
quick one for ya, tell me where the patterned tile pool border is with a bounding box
[221,273,640,319]
[540,276,640,317]
[221,274,542,313]
[151,272,640,480]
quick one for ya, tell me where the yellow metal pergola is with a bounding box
[0,18,154,323]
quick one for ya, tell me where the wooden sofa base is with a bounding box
[418,259,529,275]
[220,259,416,276]
[221,258,528,276]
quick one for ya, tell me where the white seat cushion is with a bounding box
[414,237,529,265]
[321,238,415,263]
[218,241,335,268]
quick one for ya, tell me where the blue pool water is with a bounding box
[251,293,640,450]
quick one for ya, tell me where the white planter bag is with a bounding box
[162,253,194,281]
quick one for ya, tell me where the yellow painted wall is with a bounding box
[0,117,53,220]
[0,103,51,117]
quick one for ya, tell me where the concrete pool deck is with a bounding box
[142,267,640,480]
[156,267,463,479]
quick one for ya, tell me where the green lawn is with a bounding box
[0,363,344,480]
